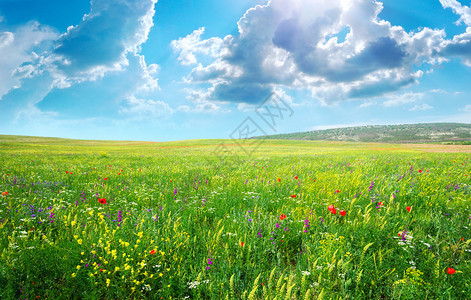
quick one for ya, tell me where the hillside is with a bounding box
[253,123,471,144]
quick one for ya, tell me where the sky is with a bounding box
[0,0,470,142]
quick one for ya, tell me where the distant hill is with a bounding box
[252,123,471,144]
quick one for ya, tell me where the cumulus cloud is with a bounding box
[173,0,471,105]
[0,22,57,99]
[171,27,224,65]
[177,88,231,114]
[48,0,158,87]
[438,1,471,66]
[1,0,165,124]
[462,104,471,112]
[440,0,471,26]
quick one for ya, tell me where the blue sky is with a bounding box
[0,0,470,141]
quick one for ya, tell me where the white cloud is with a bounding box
[0,0,164,124]
[170,27,224,65]
[0,22,57,99]
[359,101,376,108]
[383,92,424,107]
[440,0,471,26]
[462,104,471,112]
[119,96,174,119]
[173,0,449,105]
[409,103,433,111]
[48,0,158,87]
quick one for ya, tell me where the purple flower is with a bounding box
[276,223,280,228]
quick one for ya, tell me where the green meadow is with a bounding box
[0,135,470,299]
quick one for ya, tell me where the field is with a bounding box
[0,135,470,299]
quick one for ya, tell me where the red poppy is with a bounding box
[290,195,296,198]
[280,214,287,220]
[277,178,281,182]
[104,177,108,180]
[98,198,107,204]
[70,172,73,175]
[340,210,346,216]
[335,190,340,193]
[1,191,7,196]
[294,175,298,180]
[328,205,337,214]
[240,242,244,247]
[66,171,69,174]
[378,202,384,206]
[118,173,121,175]
[99,269,104,272]
[150,249,156,255]
[447,267,456,275]
[406,206,411,213]
[419,170,422,173]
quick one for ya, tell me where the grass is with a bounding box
[0,135,470,299]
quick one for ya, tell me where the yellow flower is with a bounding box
[106,278,110,287]
[115,266,120,272]
[77,239,83,245]
[71,273,76,278]
[76,265,81,270]
[159,273,163,277]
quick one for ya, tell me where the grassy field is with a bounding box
[0,135,470,299]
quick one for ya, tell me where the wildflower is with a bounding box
[1,191,7,196]
[104,177,108,180]
[295,175,298,180]
[277,178,281,182]
[328,205,337,215]
[290,195,296,198]
[150,249,156,255]
[340,210,346,216]
[447,267,456,275]
[406,206,411,213]
[280,214,287,220]
[240,242,244,247]
[99,198,107,204]
[335,190,340,193]
[368,181,374,191]
[419,170,422,173]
